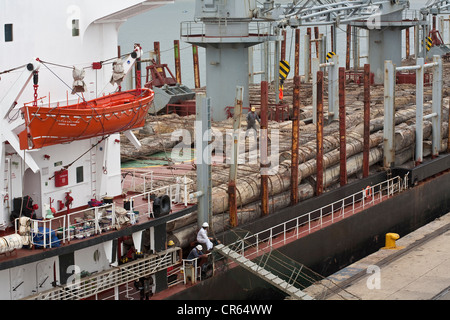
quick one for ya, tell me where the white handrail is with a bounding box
[14,179,188,249]
[222,176,405,263]
[24,247,181,300]
[181,252,212,284]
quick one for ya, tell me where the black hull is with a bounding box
[168,157,450,300]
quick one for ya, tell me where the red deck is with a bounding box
[0,163,401,300]
[0,190,194,265]
[149,192,394,301]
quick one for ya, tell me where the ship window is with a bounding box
[76,166,84,183]
[4,24,13,42]
[72,19,79,37]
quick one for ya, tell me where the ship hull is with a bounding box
[165,165,450,300]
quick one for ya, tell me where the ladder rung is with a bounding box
[272,277,283,285]
[217,243,314,301]
[258,269,269,276]
[237,257,248,264]
[243,260,254,268]
[265,273,276,280]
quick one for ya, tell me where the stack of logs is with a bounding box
[121,62,450,248]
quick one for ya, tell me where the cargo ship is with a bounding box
[1,0,450,303]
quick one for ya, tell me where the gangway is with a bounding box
[214,243,314,300]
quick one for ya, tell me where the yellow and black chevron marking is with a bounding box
[326,51,336,62]
[426,36,433,51]
[279,60,290,83]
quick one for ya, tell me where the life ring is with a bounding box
[364,186,372,198]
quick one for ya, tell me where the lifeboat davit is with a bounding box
[19,88,154,150]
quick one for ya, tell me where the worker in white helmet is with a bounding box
[196,222,215,251]
[187,244,206,261]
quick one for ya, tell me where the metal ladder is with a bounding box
[214,244,314,300]
[90,138,97,198]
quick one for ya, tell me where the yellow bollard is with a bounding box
[382,233,404,250]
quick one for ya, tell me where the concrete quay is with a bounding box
[304,211,450,300]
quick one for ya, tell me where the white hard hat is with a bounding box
[202,222,209,228]
[196,244,203,251]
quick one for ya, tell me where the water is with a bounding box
[118,0,433,89]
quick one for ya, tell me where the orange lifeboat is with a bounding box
[19,88,154,150]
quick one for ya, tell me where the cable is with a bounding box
[48,135,110,182]
[39,60,86,104]
[0,63,28,75]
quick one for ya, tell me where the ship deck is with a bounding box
[148,175,404,300]
[0,166,196,267]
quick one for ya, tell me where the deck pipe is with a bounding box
[352,26,359,71]
[431,55,443,158]
[363,64,370,178]
[174,40,182,84]
[330,25,334,53]
[339,67,347,187]
[346,25,351,70]
[154,41,161,64]
[290,75,300,206]
[316,70,324,196]
[193,45,200,89]
[406,28,410,59]
[260,81,269,216]
[304,33,311,82]
[383,60,396,168]
[295,29,300,77]
[416,58,424,165]
[314,27,319,59]
[228,181,238,227]
[135,43,142,89]
[448,98,450,154]
[228,87,243,227]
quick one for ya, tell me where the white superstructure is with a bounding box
[0,0,171,225]
[0,0,173,299]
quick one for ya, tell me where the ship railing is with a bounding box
[122,170,191,207]
[15,215,66,249]
[168,263,184,287]
[14,178,190,249]
[23,246,181,300]
[15,203,120,249]
[180,20,277,42]
[65,203,118,239]
[128,179,190,219]
[182,253,211,284]
[402,9,421,21]
[223,175,405,262]
[122,169,160,193]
